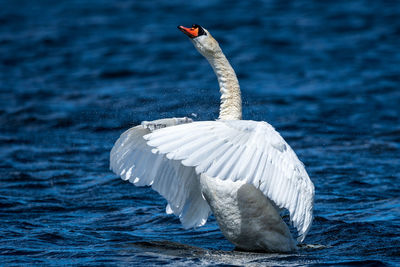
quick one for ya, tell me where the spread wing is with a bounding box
[144,120,315,242]
[110,118,211,228]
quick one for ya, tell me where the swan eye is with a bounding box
[192,24,206,37]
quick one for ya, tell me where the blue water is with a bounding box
[1,0,399,265]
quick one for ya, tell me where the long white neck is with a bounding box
[205,50,242,120]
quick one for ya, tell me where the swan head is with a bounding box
[178,24,220,57]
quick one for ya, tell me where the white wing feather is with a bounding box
[144,120,315,242]
[110,118,211,228]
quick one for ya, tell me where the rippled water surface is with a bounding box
[1,0,399,266]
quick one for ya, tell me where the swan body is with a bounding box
[200,174,296,252]
[110,25,314,252]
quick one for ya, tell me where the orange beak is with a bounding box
[178,25,199,38]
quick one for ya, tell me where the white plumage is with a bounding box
[110,118,211,229]
[110,24,315,252]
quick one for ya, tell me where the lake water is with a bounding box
[1,0,399,265]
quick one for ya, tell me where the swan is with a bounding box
[110,24,315,252]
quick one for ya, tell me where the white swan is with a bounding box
[110,24,315,252]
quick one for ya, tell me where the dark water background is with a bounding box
[1,0,399,265]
